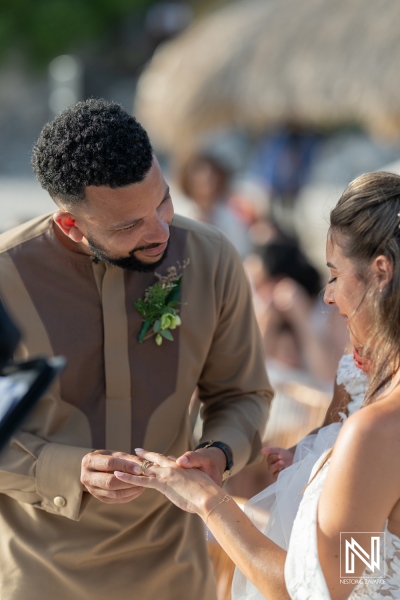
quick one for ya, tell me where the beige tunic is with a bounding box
[0,213,272,600]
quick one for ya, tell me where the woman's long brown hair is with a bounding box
[311,170,400,476]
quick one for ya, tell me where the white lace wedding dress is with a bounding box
[231,354,370,599]
[285,450,400,598]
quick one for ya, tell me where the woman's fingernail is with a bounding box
[114,471,125,477]
[179,456,188,465]
[135,448,144,453]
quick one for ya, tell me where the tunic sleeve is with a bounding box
[0,429,91,520]
[196,235,273,473]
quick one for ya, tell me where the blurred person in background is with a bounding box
[0,98,271,600]
[249,238,345,389]
[247,123,322,236]
[176,151,252,258]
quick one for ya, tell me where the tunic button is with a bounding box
[54,496,67,508]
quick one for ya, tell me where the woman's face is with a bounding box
[186,161,221,207]
[324,238,371,350]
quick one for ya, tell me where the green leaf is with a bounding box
[160,329,174,341]
[138,320,151,343]
[153,319,161,333]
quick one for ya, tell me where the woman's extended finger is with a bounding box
[114,471,156,485]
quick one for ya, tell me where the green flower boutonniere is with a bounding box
[135,260,189,345]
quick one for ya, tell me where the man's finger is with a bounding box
[91,486,145,504]
[82,452,143,474]
[81,470,145,491]
[175,451,201,468]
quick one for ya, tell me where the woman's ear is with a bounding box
[372,254,393,290]
[53,211,83,243]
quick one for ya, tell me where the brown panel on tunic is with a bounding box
[8,228,107,448]
[125,225,188,448]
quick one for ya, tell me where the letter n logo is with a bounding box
[340,532,386,579]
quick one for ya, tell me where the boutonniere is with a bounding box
[135,259,189,345]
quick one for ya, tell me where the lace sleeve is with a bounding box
[336,354,369,415]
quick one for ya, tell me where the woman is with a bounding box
[115,171,400,598]
[176,152,252,258]
[250,237,340,386]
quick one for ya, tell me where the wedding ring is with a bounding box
[140,459,152,476]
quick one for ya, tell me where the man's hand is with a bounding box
[81,449,146,504]
[176,447,227,485]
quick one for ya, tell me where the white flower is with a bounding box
[160,313,181,330]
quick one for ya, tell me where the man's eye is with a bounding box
[328,277,337,284]
[119,223,138,232]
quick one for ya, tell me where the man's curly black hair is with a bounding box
[32,98,154,206]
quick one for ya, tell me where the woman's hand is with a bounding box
[261,446,294,480]
[114,449,221,518]
[116,451,290,599]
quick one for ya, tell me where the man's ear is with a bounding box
[373,254,393,290]
[53,211,84,243]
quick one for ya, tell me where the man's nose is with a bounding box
[145,214,171,243]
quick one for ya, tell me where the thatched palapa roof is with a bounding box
[134,0,400,155]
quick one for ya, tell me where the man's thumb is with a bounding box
[176,451,199,468]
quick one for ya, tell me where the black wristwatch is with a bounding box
[195,440,234,481]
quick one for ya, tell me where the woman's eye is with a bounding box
[328,277,337,284]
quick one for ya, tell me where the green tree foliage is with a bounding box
[0,0,152,67]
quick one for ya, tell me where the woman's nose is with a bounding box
[323,286,335,306]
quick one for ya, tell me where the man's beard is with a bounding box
[87,238,170,273]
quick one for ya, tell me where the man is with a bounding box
[0,98,272,600]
